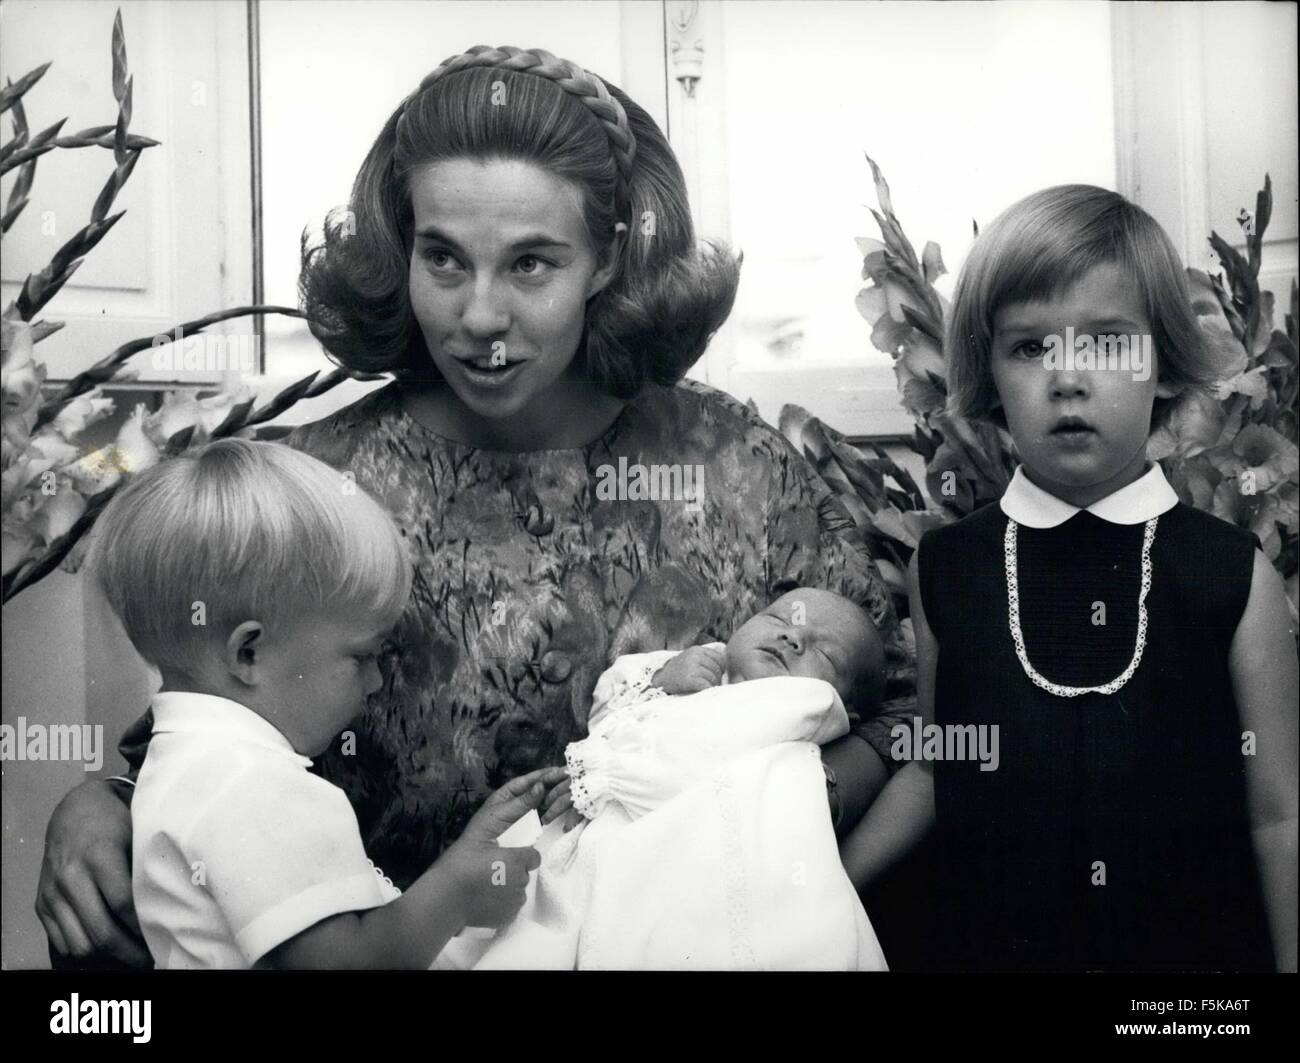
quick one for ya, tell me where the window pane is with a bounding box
[719,0,1116,370]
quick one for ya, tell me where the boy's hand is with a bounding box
[539,774,583,832]
[439,767,558,929]
[651,644,726,696]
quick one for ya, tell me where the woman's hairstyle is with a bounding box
[301,45,740,398]
[87,439,411,673]
[946,184,1218,427]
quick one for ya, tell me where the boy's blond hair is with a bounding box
[87,438,412,672]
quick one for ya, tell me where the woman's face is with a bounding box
[406,158,619,433]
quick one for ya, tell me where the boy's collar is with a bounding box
[1000,463,1178,528]
[149,690,311,765]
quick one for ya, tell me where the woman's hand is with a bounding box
[36,779,151,966]
[651,645,726,696]
[437,767,559,929]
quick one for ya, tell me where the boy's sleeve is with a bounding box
[184,760,392,965]
[763,439,916,771]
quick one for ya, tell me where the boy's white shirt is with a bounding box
[132,691,397,969]
[1000,463,1178,528]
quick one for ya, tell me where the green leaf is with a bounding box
[111,9,128,104]
[113,77,133,167]
[901,509,947,543]
[1255,174,1272,244]
[210,398,256,438]
[874,558,907,597]
[828,437,887,502]
[869,505,917,549]
[0,62,52,115]
[924,444,975,515]
[866,443,926,506]
[863,153,894,218]
[900,302,942,343]
[1262,329,1296,369]
[1252,289,1275,354]
[910,425,938,463]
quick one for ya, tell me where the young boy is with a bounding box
[87,438,558,969]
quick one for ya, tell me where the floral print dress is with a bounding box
[122,379,911,888]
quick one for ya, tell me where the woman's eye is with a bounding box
[514,254,553,277]
[421,247,459,271]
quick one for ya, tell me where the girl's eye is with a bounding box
[1009,340,1045,360]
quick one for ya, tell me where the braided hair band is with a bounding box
[395,45,638,214]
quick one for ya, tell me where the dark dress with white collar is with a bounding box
[917,498,1274,972]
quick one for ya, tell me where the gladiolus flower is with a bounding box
[1231,424,1299,493]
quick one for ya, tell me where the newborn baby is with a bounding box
[431,587,890,970]
[537,586,887,828]
[648,587,886,716]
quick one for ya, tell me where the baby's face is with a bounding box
[725,589,880,708]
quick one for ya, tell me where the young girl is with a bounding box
[843,185,1297,972]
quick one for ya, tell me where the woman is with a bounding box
[37,46,912,965]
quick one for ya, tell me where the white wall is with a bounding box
[1116,1,1297,315]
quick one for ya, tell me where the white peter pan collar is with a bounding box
[150,690,311,766]
[999,463,1179,528]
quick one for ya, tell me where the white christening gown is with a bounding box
[433,648,888,971]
